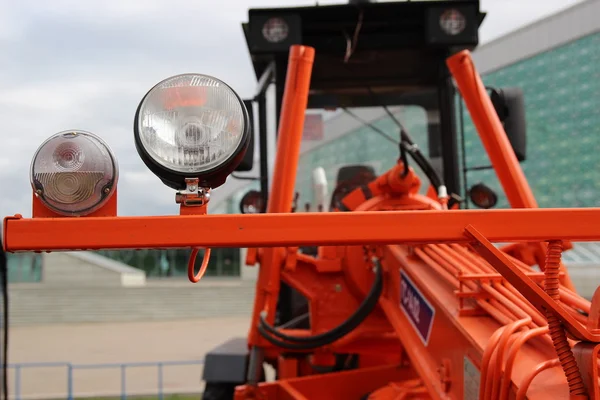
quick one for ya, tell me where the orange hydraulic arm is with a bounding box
[248,45,315,348]
[447,51,536,209]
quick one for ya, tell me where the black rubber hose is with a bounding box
[399,141,410,177]
[260,259,382,343]
[257,259,383,350]
[400,141,443,191]
[340,107,444,193]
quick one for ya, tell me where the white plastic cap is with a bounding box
[312,167,329,211]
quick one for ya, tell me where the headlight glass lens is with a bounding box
[136,74,246,174]
[30,130,118,216]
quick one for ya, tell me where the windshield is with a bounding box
[293,103,437,212]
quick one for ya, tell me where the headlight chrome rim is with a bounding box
[133,73,251,191]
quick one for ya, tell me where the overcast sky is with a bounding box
[0,0,585,218]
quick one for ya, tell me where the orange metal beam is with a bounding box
[447,50,537,209]
[249,44,315,345]
[235,363,418,400]
[266,45,315,214]
[4,208,600,252]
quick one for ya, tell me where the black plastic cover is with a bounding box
[202,337,249,384]
[235,100,255,172]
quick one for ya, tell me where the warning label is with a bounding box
[399,270,435,346]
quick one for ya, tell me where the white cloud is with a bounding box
[0,81,113,112]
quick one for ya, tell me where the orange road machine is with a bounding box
[3,1,600,399]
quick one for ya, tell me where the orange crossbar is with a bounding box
[4,208,600,252]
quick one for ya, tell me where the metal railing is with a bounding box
[8,359,204,400]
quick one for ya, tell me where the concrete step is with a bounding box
[8,282,257,326]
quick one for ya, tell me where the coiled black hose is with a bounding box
[258,259,383,350]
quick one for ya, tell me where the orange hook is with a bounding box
[188,247,211,283]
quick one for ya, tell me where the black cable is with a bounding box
[257,259,383,350]
[362,87,447,194]
[278,313,309,329]
[341,107,444,193]
[400,142,443,190]
[231,173,264,181]
[261,259,382,343]
[0,237,8,400]
[379,103,444,189]
[399,141,409,177]
[382,114,444,191]
[341,108,399,145]
[365,87,413,145]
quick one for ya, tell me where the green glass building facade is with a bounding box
[463,31,600,209]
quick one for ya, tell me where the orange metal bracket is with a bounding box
[572,287,600,399]
[465,225,600,343]
[234,363,417,400]
[5,208,600,252]
[573,343,600,400]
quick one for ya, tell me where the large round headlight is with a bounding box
[134,73,250,190]
[30,130,119,216]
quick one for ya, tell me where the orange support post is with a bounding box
[266,45,315,214]
[447,50,577,290]
[447,50,536,209]
[248,45,315,346]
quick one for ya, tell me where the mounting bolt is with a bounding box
[438,359,452,393]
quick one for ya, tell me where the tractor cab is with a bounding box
[203,1,527,397]
[236,0,526,213]
[238,0,484,205]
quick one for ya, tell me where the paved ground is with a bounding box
[9,317,252,399]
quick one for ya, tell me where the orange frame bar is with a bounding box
[5,208,600,252]
[249,45,315,344]
[266,45,315,214]
[447,50,537,209]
